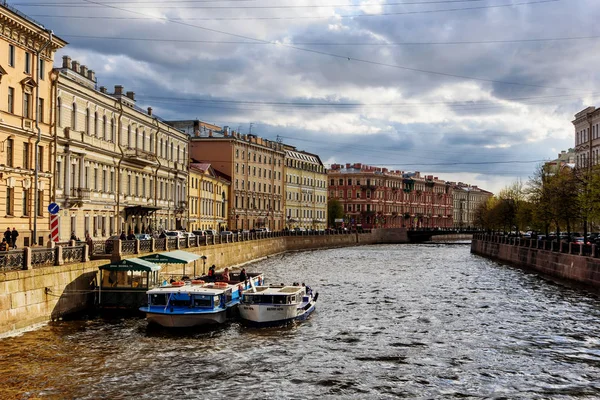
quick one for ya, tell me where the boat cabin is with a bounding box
[242,286,306,305]
[146,286,233,310]
[98,258,161,309]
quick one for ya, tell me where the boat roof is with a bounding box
[140,250,201,264]
[147,284,229,295]
[99,258,161,272]
[246,286,305,295]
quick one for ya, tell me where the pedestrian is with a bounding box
[70,231,77,241]
[119,231,127,241]
[0,238,7,252]
[238,268,247,282]
[4,228,11,245]
[10,227,18,249]
[127,230,136,241]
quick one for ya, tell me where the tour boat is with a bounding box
[139,274,263,327]
[239,284,318,325]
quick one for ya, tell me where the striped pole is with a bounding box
[50,214,59,242]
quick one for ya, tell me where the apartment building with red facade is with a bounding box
[328,163,453,229]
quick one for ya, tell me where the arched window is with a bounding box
[71,103,77,130]
[57,98,62,127]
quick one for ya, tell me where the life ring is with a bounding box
[215,282,228,288]
[171,281,185,287]
[191,280,205,285]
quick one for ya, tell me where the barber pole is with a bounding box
[50,214,59,242]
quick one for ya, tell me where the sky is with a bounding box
[12,0,600,194]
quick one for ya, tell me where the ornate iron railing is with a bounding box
[0,250,25,271]
[140,239,152,253]
[31,248,56,268]
[122,240,136,255]
[63,246,84,264]
[155,238,166,251]
[179,238,187,248]
[92,240,107,255]
[167,238,178,249]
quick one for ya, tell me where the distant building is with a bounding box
[573,107,600,169]
[284,149,327,230]
[173,121,285,231]
[188,162,230,232]
[450,183,493,228]
[544,149,575,173]
[327,163,453,229]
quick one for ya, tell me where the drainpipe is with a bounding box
[33,30,53,245]
[50,68,59,204]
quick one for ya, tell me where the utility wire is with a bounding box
[28,0,561,20]
[59,33,600,46]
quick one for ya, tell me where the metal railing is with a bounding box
[0,250,25,271]
[63,246,85,263]
[31,248,56,268]
[474,233,600,258]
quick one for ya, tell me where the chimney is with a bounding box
[194,129,199,137]
[71,60,80,73]
[62,55,71,69]
[208,130,213,137]
[126,91,135,101]
[80,65,88,77]
[114,85,123,95]
[87,70,96,82]
[99,86,107,94]
[147,107,152,116]
[243,134,248,140]
[223,130,228,137]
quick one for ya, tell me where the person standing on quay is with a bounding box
[11,227,18,249]
[4,228,11,247]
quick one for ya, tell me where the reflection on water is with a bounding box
[1,244,600,399]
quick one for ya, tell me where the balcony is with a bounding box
[68,188,91,204]
[123,147,157,166]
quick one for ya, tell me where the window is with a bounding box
[23,93,31,119]
[38,98,44,123]
[8,87,14,113]
[6,187,13,215]
[24,52,31,74]
[94,168,98,190]
[8,44,15,67]
[37,190,43,216]
[57,161,62,189]
[71,103,77,130]
[6,138,13,167]
[57,98,62,127]
[86,109,90,134]
[37,146,43,171]
[94,112,98,137]
[22,189,29,216]
[39,58,45,80]
[23,143,29,169]
[149,134,154,152]
[103,116,107,140]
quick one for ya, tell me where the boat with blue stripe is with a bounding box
[239,284,318,325]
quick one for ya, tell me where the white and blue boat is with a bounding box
[140,274,262,327]
[239,284,318,325]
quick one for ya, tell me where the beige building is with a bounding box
[52,56,189,240]
[188,162,230,232]
[284,149,327,230]
[176,121,285,231]
[573,107,600,169]
[451,183,493,228]
[0,5,67,246]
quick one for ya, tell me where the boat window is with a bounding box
[170,293,192,306]
[273,295,286,305]
[150,293,169,306]
[193,295,212,308]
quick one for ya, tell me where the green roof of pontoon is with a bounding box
[140,250,201,264]
[99,257,162,272]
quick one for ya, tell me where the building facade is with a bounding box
[0,5,67,246]
[188,162,230,232]
[573,107,600,169]
[52,56,189,240]
[451,183,493,228]
[283,149,327,230]
[328,163,453,229]
[180,122,285,231]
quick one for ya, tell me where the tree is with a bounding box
[327,199,344,228]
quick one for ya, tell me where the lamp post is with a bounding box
[201,255,207,275]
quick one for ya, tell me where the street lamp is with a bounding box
[201,255,207,275]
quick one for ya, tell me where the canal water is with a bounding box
[1,244,600,399]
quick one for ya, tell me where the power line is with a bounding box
[59,33,600,46]
[27,0,561,20]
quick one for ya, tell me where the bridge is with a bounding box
[406,229,480,243]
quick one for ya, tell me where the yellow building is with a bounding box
[188,162,230,232]
[284,149,328,230]
[52,56,189,240]
[0,5,67,246]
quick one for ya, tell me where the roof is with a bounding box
[141,250,201,264]
[99,258,161,272]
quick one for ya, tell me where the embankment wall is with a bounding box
[471,238,600,287]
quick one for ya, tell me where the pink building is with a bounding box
[328,163,453,229]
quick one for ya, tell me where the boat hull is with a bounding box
[144,311,226,327]
[239,299,316,325]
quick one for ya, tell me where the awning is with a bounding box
[140,250,201,264]
[99,257,161,272]
[124,205,161,219]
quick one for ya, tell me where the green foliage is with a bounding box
[327,198,344,227]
